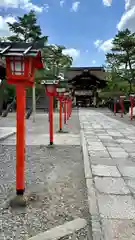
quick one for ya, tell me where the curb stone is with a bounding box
[0,129,16,142]
[80,130,104,240]
[28,218,87,240]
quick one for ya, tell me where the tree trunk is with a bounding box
[26,95,40,119]
[127,52,134,93]
[2,98,16,117]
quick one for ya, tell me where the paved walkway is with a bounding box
[79,109,135,240]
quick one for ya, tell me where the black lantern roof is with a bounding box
[0,40,45,57]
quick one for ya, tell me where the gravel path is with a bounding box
[0,111,90,240]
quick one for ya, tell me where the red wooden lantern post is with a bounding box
[67,96,71,120]
[120,96,125,118]
[114,97,117,116]
[64,92,69,125]
[64,100,67,124]
[130,94,135,120]
[0,42,44,206]
[42,80,59,146]
[56,87,66,132]
[69,98,72,118]
[67,98,69,120]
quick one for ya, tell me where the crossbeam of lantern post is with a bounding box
[0,41,45,207]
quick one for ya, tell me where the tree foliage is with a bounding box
[105,29,135,94]
[7,10,47,43]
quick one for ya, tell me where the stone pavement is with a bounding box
[79,108,135,240]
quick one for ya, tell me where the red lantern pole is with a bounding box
[114,103,116,115]
[64,100,67,124]
[59,99,63,131]
[16,84,25,196]
[120,97,124,118]
[67,100,69,120]
[69,99,72,118]
[49,95,54,145]
[130,95,135,121]
[70,99,72,115]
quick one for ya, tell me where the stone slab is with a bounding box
[98,194,135,219]
[86,178,99,215]
[118,166,135,178]
[80,130,92,178]
[102,219,135,240]
[94,177,130,194]
[114,158,135,166]
[109,151,129,158]
[129,152,135,158]
[0,127,16,141]
[88,150,110,158]
[125,178,135,194]
[116,139,133,144]
[92,165,121,177]
[90,157,115,166]
[29,218,87,240]
[121,144,135,152]
[97,135,113,140]
[107,147,125,152]
[107,131,123,137]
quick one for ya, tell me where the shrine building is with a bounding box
[65,67,107,107]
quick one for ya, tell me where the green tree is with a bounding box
[7,10,47,42]
[37,44,73,81]
[105,29,135,93]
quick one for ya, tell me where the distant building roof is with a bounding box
[65,67,106,81]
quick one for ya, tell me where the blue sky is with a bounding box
[0,0,134,67]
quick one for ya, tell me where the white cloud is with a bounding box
[0,0,46,13]
[103,0,112,7]
[125,0,134,10]
[94,39,103,48]
[92,60,96,64]
[0,15,16,37]
[71,1,80,12]
[62,48,80,59]
[117,0,135,32]
[60,0,64,7]
[94,38,113,52]
[99,38,113,51]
